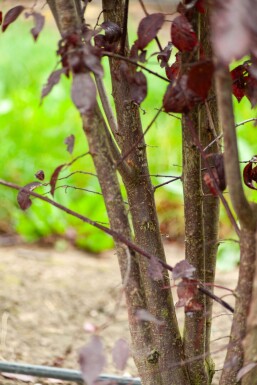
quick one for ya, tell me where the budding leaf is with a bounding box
[35,170,45,181]
[64,134,75,154]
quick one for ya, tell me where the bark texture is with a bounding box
[199,9,220,380]
[102,2,191,384]
[182,9,209,385]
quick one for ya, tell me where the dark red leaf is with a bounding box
[41,68,66,101]
[2,5,24,32]
[50,164,65,196]
[157,42,173,68]
[243,161,257,190]
[35,170,45,181]
[172,260,195,280]
[176,278,202,312]
[71,73,96,115]
[64,134,75,154]
[112,339,130,371]
[163,75,201,113]
[25,11,45,41]
[203,153,226,195]
[0,11,3,25]
[130,71,147,104]
[136,309,164,325]
[79,335,105,385]
[137,13,165,50]
[246,75,257,108]
[231,65,247,102]
[148,255,163,281]
[101,21,121,44]
[171,15,198,52]
[187,60,214,100]
[17,182,41,210]
[165,52,181,81]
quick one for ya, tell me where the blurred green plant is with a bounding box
[0,14,256,259]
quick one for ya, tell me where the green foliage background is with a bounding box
[0,9,256,260]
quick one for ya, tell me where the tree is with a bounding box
[1,1,257,385]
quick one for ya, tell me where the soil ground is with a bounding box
[0,241,237,385]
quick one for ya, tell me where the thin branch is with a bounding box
[58,171,98,180]
[0,178,234,313]
[235,118,257,127]
[153,177,181,191]
[103,51,170,83]
[95,75,118,137]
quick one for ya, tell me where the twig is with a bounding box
[0,178,234,313]
[103,51,170,83]
[153,177,181,191]
[235,118,257,127]
[58,171,98,180]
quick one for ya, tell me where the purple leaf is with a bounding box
[81,45,103,77]
[243,161,257,191]
[79,335,106,385]
[237,362,257,381]
[50,164,65,196]
[41,69,66,101]
[71,73,96,115]
[25,11,45,41]
[17,182,41,210]
[2,5,24,32]
[112,339,130,371]
[157,42,173,68]
[64,134,75,154]
[163,75,201,113]
[171,15,198,52]
[148,255,163,281]
[176,278,202,313]
[35,170,45,181]
[101,21,121,43]
[136,309,164,325]
[0,11,2,26]
[137,13,165,50]
[231,65,248,102]
[172,260,196,280]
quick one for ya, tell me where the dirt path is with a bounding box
[0,243,237,385]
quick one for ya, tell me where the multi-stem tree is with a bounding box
[1,1,257,385]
